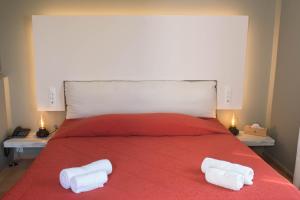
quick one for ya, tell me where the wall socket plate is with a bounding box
[224,86,232,105]
[49,87,56,106]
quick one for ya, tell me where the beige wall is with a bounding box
[267,0,300,175]
[0,0,277,132]
[0,76,8,169]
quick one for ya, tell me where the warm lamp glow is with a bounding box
[40,115,45,129]
[231,113,236,127]
[229,112,239,135]
[37,114,50,138]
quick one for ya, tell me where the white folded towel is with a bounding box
[205,167,244,191]
[70,170,108,194]
[60,159,112,189]
[201,157,254,185]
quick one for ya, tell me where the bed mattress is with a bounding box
[3,114,300,200]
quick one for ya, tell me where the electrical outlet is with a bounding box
[49,87,56,106]
[224,86,232,105]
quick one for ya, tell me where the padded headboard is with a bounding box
[64,80,217,119]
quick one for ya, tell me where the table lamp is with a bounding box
[229,113,239,135]
[36,114,50,138]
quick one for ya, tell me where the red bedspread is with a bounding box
[2,114,300,200]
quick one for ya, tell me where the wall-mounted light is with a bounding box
[229,112,239,135]
[36,114,50,138]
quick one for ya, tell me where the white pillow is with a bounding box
[64,80,217,119]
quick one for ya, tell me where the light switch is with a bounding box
[224,86,232,105]
[49,87,56,106]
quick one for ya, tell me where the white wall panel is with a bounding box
[32,16,248,111]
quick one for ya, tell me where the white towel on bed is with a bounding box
[201,157,254,185]
[59,159,112,189]
[205,167,245,191]
[70,170,108,193]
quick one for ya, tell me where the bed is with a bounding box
[2,81,300,200]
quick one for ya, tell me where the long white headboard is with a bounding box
[32,15,248,111]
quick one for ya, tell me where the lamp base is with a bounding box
[36,128,50,138]
[229,126,239,136]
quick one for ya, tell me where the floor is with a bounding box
[262,154,293,182]
[251,147,293,182]
[0,156,294,198]
[0,159,33,198]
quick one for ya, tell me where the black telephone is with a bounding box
[12,126,31,138]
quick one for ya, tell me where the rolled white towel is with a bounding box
[82,159,113,175]
[201,157,254,185]
[70,170,108,194]
[60,167,86,189]
[205,167,244,191]
[60,159,112,189]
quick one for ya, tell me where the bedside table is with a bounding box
[236,131,275,147]
[4,131,54,166]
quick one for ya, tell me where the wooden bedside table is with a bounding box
[4,131,54,166]
[236,131,275,147]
